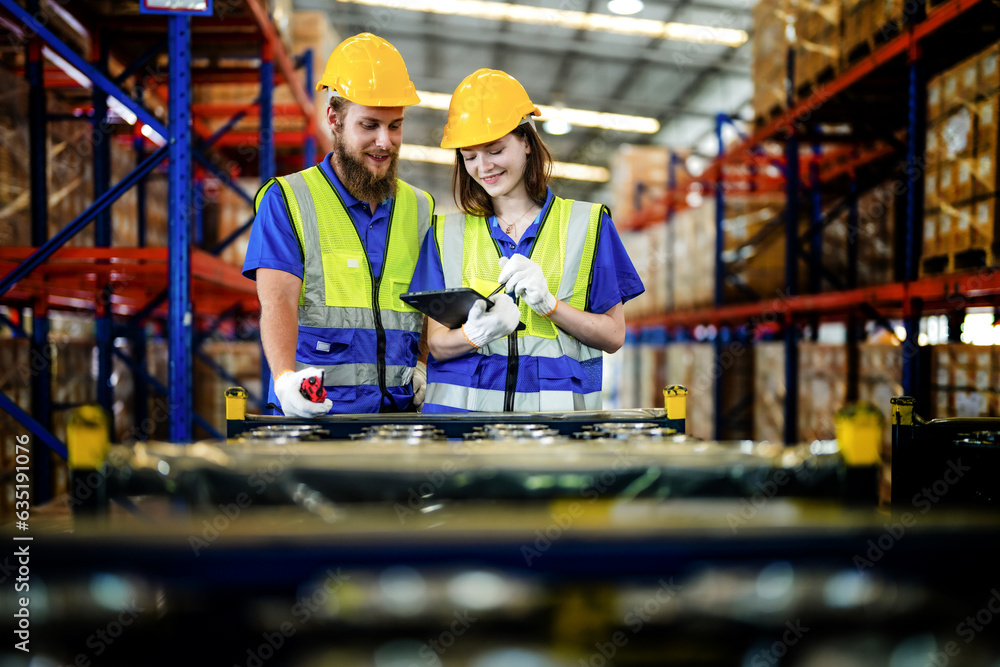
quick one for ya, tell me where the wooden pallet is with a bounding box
[842,16,908,69]
[795,64,838,103]
[921,246,1000,276]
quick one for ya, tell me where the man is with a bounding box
[242,33,434,416]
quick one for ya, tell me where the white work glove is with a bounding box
[461,294,521,348]
[274,367,333,417]
[412,360,426,409]
[497,254,558,317]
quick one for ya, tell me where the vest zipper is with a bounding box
[504,330,518,411]
[370,272,397,412]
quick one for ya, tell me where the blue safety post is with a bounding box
[94,29,114,433]
[783,46,800,445]
[25,0,53,501]
[0,0,167,138]
[133,89,149,432]
[259,38,276,409]
[809,141,822,295]
[902,42,926,402]
[168,15,193,443]
[302,48,316,168]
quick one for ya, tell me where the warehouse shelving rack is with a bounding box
[625,0,1000,442]
[0,0,322,501]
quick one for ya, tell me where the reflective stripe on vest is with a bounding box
[273,167,432,386]
[427,196,603,411]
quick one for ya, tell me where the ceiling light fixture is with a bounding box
[337,0,748,47]
[607,0,644,15]
[543,118,572,135]
[399,145,610,182]
[416,91,660,134]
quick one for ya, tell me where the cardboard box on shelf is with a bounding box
[923,209,939,257]
[798,342,847,442]
[975,146,997,198]
[611,145,670,223]
[980,43,999,98]
[753,341,785,443]
[927,75,943,123]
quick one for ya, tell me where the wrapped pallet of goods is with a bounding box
[793,0,840,98]
[752,341,786,443]
[752,0,793,124]
[672,202,717,311]
[930,344,997,418]
[923,39,1000,275]
[798,343,847,442]
[722,193,802,302]
[841,0,910,69]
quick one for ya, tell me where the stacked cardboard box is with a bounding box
[610,145,670,223]
[752,341,786,443]
[841,0,910,67]
[794,0,841,94]
[752,0,793,123]
[621,229,653,319]
[194,341,263,439]
[673,203,717,310]
[924,40,1000,272]
[930,344,997,418]
[798,342,848,442]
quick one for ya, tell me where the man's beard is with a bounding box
[333,133,398,204]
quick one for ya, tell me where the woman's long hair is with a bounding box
[451,123,553,217]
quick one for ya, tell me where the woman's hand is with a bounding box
[497,254,557,316]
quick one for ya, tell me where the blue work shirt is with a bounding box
[409,187,644,315]
[243,152,393,281]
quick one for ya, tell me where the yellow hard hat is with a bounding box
[316,33,420,107]
[440,69,541,149]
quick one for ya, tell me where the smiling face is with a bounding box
[459,132,531,200]
[328,100,404,203]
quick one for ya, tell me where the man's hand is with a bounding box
[498,254,557,316]
[274,367,333,417]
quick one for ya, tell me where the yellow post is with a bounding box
[663,385,688,421]
[890,396,915,427]
[226,386,249,421]
[835,402,884,466]
[67,404,111,471]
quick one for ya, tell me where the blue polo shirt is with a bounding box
[409,187,644,315]
[243,152,394,281]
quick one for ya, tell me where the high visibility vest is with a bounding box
[258,166,434,413]
[423,196,604,413]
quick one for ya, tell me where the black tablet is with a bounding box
[399,288,494,329]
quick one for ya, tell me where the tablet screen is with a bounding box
[399,288,493,329]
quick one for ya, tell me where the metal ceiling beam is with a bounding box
[548,0,599,107]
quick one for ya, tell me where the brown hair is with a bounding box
[452,123,553,217]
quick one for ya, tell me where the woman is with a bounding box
[408,69,644,413]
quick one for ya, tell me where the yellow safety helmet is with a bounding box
[316,33,420,107]
[440,69,541,149]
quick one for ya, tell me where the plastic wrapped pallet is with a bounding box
[798,342,847,442]
[929,343,997,418]
[753,341,786,443]
[824,180,896,287]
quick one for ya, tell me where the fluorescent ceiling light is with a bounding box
[338,0,748,47]
[607,0,644,15]
[399,145,610,182]
[140,124,166,147]
[416,91,660,134]
[543,118,572,135]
